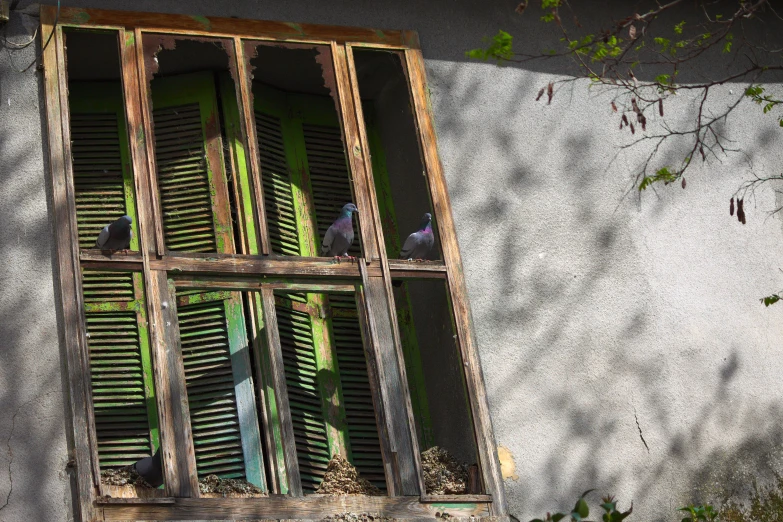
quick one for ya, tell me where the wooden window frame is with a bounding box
[42,6,507,521]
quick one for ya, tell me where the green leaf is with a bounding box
[674,21,686,34]
[575,498,590,519]
[778,118,782,127]
[465,30,515,63]
[552,514,567,522]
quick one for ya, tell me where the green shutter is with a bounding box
[275,294,332,492]
[176,291,265,488]
[151,72,234,254]
[82,270,158,470]
[329,294,386,490]
[69,82,139,251]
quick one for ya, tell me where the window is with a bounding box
[43,6,507,521]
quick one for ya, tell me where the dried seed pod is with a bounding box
[629,24,637,39]
[637,112,643,123]
[681,177,686,189]
[737,198,745,224]
[631,97,640,114]
[630,123,635,134]
[659,99,664,116]
[515,0,528,14]
[536,87,545,101]
[547,82,554,105]
[622,114,629,126]
[700,145,705,161]
[730,197,735,216]
[640,114,647,130]
[611,101,618,112]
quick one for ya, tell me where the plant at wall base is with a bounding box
[467,0,783,304]
[680,504,718,522]
[528,490,633,522]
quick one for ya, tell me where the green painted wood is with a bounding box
[150,72,232,253]
[81,269,158,469]
[68,82,140,251]
[176,291,265,488]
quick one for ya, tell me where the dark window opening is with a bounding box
[392,278,481,495]
[353,49,442,261]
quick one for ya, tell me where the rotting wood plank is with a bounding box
[42,8,98,520]
[55,25,104,492]
[143,271,199,497]
[260,288,304,496]
[405,48,507,516]
[43,5,420,48]
[99,495,490,521]
[134,27,167,255]
[420,495,493,503]
[171,276,356,293]
[331,42,378,263]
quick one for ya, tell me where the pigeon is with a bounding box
[321,203,359,259]
[133,448,163,488]
[400,212,434,261]
[95,215,133,250]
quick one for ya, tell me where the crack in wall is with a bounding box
[633,407,650,453]
[0,392,58,513]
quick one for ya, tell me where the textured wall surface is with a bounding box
[1,1,782,521]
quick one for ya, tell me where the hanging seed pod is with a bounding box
[630,123,635,134]
[547,82,554,105]
[536,87,545,101]
[622,114,629,126]
[681,177,686,189]
[632,97,640,114]
[730,197,735,216]
[619,120,624,130]
[629,24,637,39]
[611,101,618,112]
[659,99,664,117]
[737,198,745,224]
[515,1,528,14]
[637,112,643,123]
[640,114,647,131]
[700,145,705,161]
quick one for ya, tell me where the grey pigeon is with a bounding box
[321,203,358,258]
[133,448,163,488]
[95,215,133,250]
[400,213,434,260]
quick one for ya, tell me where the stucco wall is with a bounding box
[1,1,782,521]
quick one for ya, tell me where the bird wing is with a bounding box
[399,232,419,259]
[95,226,110,248]
[321,225,335,255]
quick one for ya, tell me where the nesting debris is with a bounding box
[316,454,381,495]
[421,446,469,495]
[100,466,155,488]
[198,474,264,496]
[322,513,391,522]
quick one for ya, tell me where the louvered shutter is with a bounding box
[274,294,331,492]
[69,82,139,250]
[151,72,234,254]
[176,291,265,488]
[82,269,158,470]
[328,294,386,491]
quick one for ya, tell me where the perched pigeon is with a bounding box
[400,212,434,260]
[134,448,163,488]
[321,203,359,258]
[95,215,133,250]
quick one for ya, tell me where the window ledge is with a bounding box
[420,494,493,503]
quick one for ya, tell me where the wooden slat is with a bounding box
[330,42,378,262]
[420,495,493,503]
[57,26,104,489]
[234,37,270,255]
[46,6,420,48]
[261,289,303,496]
[43,10,97,520]
[406,48,507,515]
[99,495,490,521]
[143,272,199,497]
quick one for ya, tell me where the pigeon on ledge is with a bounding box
[400,212,434,261]
[95,215,133,250]
[134,448,163,488]
[321,203,358,259]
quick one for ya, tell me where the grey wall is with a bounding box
[2,1,783,521]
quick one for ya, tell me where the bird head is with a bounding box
[419,212,432,230]
[109,215,133,236]
[341,203,359,216]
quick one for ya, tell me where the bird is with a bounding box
[400,212,434,261]
[321,203,359,259]
[133,448,163,488]
[95,215,133,250]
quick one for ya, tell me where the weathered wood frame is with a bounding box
[42,5,506,522]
